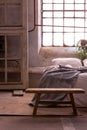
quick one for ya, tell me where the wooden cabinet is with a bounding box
[0,0,28,90]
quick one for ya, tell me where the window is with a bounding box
[41,0,87,47]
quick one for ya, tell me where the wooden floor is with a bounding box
[0,91,87,130]
[0,115,87,130]
[0,91,87,116]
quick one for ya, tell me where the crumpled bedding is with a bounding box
[29,65,87,107]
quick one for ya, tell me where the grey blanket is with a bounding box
[29,65,87,107]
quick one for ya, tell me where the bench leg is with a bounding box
[33,93,41,116]
[69,93,77,116]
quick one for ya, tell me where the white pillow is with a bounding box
[52,58,82,68]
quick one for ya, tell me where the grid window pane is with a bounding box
[53,0,63,3]
[64,27,74,32]
[43,19,52,25]
[42,0,87,46]
[43,12,52,17]
[54,19,63,26]
[75,0,84,3]
[85,19,87,27]
[65,0,74,3]
[75,19,84,27]
[43,33,52,46]
[43,0,52,3]
[75,28,84,32]
[86,4,87,9]
[85,11,87,17]
[54,27,63,32]
[85,33,87,39]
[75,4,84,10]
[43,26,52,32]
[54,33,63,46]
[43,4,52,10]
[64,12,74,17]
[64,19,74,26]
[54,4,63,10]
[65,4,74,10]
[64,33,74,46]
[54,12,63,17]
[75,11,84,17]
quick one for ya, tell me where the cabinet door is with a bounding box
[0,34,22,84]
[0,0,28,89]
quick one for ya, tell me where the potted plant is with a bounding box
[76,40,87,66]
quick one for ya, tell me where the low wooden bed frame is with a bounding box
[26,88,85,116]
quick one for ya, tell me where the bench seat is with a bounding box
[26,88,85,116]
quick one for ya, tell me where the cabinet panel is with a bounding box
[0,0,4,4]
[7,0,22,4]
[7,60,21,72]
[0,36,5,58]
[0,0,22,26]
[0,6,5,26]
[7,72,21,82]
[7,36,21,58]
[0,60,5,71]
[0,34,22,84]
[0,72,5,82]
[6,6,22,26]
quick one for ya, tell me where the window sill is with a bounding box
[39,47,77,58]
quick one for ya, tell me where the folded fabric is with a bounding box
[29,65,86,107]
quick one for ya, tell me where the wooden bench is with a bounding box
[26,88,85,116]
